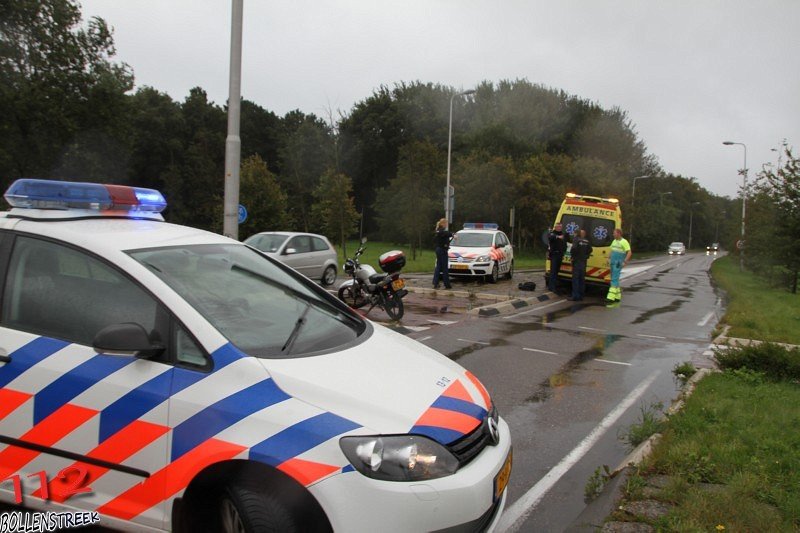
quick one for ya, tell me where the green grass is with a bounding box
[626,372,800,531]
[712,256,800,344]
[336,240,544,273]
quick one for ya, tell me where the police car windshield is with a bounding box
[129,244,364,358]
[452,232,493,247]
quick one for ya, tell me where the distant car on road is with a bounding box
[706,242,720,255]
[668,242,686,255]
[245,231,338,285]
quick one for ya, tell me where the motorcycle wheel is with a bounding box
[338,285,368,308]
[383,293,404,320]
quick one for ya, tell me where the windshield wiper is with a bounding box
[282,301,312,354]
[230,264,360,327]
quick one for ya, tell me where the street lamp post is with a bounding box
[723,141,748,271]
[658,191,672,206]
[223,0,244,239]
[445,89,475,224]
[688,201,700,250]
[629,174,651,246]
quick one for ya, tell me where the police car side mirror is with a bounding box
[93,323,165,359]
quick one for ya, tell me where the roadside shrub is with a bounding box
[624,402,666,448]
[673,361,697,385]
[715,343,800,381]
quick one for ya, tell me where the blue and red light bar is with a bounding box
[463,222,499,230]
[4,179,167,214]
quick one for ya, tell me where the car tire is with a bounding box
[488,263,499,284]
[219,478,299,533]
[505,260,514,280]
[321,265,336,286]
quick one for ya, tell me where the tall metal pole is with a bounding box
[223,0,244,239]
[629,175,650,246]
[723,142,747,271]
[445,89,475,225]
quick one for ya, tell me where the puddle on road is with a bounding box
[631,299,687,325]
[446,337,509,362]
[526,334,623,403]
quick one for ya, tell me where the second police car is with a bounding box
[448,223,514,284]
[0,180,512,532]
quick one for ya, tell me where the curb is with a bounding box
[566,367,715,531]
[468,292,557,317]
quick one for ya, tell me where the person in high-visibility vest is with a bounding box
[606,228,632,302]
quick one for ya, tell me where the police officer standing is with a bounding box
[433,218,452,290]
[548,222,567,293]
[569,229,593,301]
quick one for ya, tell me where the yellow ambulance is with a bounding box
[546,193,622,288]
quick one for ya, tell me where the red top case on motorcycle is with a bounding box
[379,250,406,273]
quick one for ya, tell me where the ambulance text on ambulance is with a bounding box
[563,205,616,218]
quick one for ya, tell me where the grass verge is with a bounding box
[711,255,800,344]
[615,371,800,531]
[336,240,544,274]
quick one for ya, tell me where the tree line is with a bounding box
[3,0,779,265]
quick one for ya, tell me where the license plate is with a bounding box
[391,279,405,291]
[494,449,512,501]
[452,264,469,270]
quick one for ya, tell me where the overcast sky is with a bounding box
[80,0,799,199]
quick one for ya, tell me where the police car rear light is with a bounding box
[463,222,499,230]
[4,179,167,214]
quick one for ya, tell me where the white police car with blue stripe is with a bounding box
[0,179,511,532]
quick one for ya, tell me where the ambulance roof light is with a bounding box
[4,179,167,214]
[565,192,577,198]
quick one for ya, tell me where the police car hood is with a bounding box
[448,246,492,260]
[258,324,492,444]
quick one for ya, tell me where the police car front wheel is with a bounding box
[219,479,300,533]
[488,263,499,284]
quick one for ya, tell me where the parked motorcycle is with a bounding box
[337,239,408,320]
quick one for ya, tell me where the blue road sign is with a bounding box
[238,204,248,224]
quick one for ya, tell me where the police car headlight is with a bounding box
[340,435,459,481]
[476,255,490,262]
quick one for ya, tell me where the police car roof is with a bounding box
[0,212,231,255]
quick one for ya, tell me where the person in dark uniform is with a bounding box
[569,229,593,301]
[433,218,452,290]
[547,222,567,293]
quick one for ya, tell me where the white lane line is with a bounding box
[497,371,661,532]
[595,359,631,366]
[417,335,433,342]
[457,338,490,346]
[637,334,666,340]
[619,265,653,279]
[622,257,681,282]
[522,347,559,355]
[403,325,431,332]
[503,299,565,319]
[427,319,459,326]
[697,311,715,327]
[579,326,605,332]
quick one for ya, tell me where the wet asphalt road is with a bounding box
[370,252,724,532]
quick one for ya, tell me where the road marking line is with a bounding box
[502,299,565,319]
[402,325,431,332]
[427,319,458,325]
[579,326,604,332]
[457,338,490,346]
[697,312,714,327]
[595,359,631,366]
[637,334,666,340]
[496,371,661,532]
[522,347,559,355]
[417,335,433,342]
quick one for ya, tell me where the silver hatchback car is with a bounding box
[244,231,338,285]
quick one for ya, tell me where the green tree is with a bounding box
[237,155,291,240]
[0,0,133,186]
[751,147,800,293]
[311,170,360,258]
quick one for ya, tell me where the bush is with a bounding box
[715,342,800,381]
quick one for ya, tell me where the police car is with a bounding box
[448,223,514,284]
[0,180,511,532]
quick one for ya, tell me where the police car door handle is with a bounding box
[0,349,10,363]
